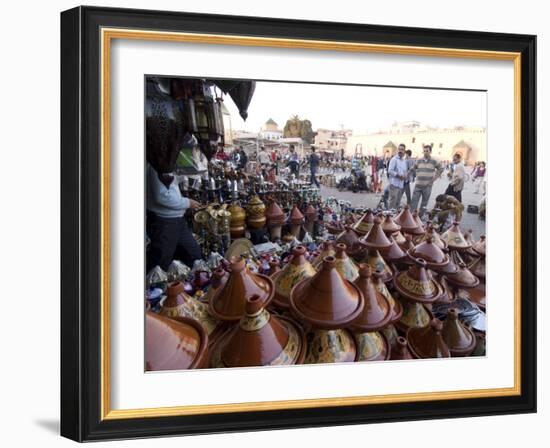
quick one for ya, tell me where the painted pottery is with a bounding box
[334,243,360,281]
[373,271,403,324]
[469,255,486,279]
[159,281,219,335]
[381,214,401,235]
[406,237,450,270]
[472,235,486,256]
[290,256,364,329]
[407,318,451,359]
[351,265,392,332]
[394,205,424,235]
[445,262,480,289]
[272,245,317,309]
[145,311,208,371]
[363,249,393,283]
[396,298,434,333]
[209,257,274,321]
[354,331,390,362]
[266,200,285,240]
[209,295,306,367]
[246,195,266,229]
[382,236,407,263]
[289,205,304,237]
[441,308,476,357]
[204,267,229,304]
[361,217,393,251]
[228,203,246,238]
[167,259,191,282]
[441,222,471,250]
[390,336,416,360]
[146,265,168,289]
[393,258,443,303]
[312,240,336,268]
[382,324,400,348]
[267,259,281,277]
[304,328,357,364]
[353,209,374,236]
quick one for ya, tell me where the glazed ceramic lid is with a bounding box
[445,262,480,289]
[394,205,424,235]
[430,249,459,275]
[289,205,305,225]
[393,258,443,303]
[361,217,393,251]
[363,249,393,283]
[472,235,486,256]
[303,328,358,364]
[210,295,306,367]
[272,245,317,308]
[406,318,451,359]
[334,243,360,281]
[416,225,448,250]
[336,225,361,249]
[373,271,403,324]
[351,265,392,332]
[267,259,281,277]
[265,200,285,225]
[354,331,391,362]
[398,233,415,252]
[441,222,472,250]
[209,257,274,321]
[382,236,407,263]
[441,308,476,357]
[353,209,375,235]
[312,240,336,268]
[205,267,229,303]
[145,311,208,371]
[469,256,486,279]
[407,237,450,268]
[290,256,364,329]
[381,214,401,235]
[412,210,425,231]
[305,204,318,221]
[390,336,416,360]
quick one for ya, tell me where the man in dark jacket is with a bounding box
[309,146,320,188]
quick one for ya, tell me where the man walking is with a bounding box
[410,144,443,215]
[309,146,321,188]
[445,153,466,202]
[403,149,415,205]
[387,144,408,209]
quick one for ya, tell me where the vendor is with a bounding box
[146,162,202,271]
[429,194,465,228]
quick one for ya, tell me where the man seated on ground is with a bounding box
[428,194,465,230]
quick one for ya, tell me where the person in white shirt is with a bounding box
[146,162,202,271]
[387,144,409,209]
[445,153,466,202]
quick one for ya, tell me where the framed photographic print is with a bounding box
[60,6,537,442]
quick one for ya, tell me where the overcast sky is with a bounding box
[222,80,486,134]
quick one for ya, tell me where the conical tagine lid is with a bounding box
[211,295,306,367]
[394,205,424,235]
[441,222,471,250]
[312,240,336,268]
[334,243,359,281]
[407,237,450,269]
[351,265,392,332]
[336,226,362,250]
[382,236,407,263]
[305,204,318,222]
[272,245,316,308]
[445,262,480,289]
[390,336,416,360]
[290,256,364,329]
[145,311,208,371]
[363,249,393,283]
[407,318,451,359]
[289,205,305,225]
[353,209,375,235]
[210,257,274,321]
[381,214,401,235]
[472,235,486,256]
[361,217,392,251]
[265,200,285,225]
[441,308,476,357]
[373,271,403,324]
[469,256,486,279]
[393,258,443,303]
[416,224,447,250]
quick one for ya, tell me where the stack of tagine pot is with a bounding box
[290,256,364,364]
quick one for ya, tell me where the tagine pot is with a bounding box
[406,237,450,270]
[362,249,393,283]
[209,257,274,322]
[272,245,317,309]
[407,319,451,359]
[395,298,434,334]
[393,258,443,304]
[351,265,392,332]
[382,235,407,264]
[464,282,486,310]
[290,256,364,329]
[312,240,336,268]
[394,205,424,235]
[472,235,486,257]
[390,336,416,360]
[445,262,480,289]
[353,209,374,236]
[336,226,364,257]
[381,214,401,235]
[373,270,403,325]
[204,267,229,304]
[145,311,208,370]
[334,243,360,281]
[382,325,400,349]
[288,205,305,237]
[267,259,282,277]
[441,308,476,357]
[209,295,306,367]
[304,328,358,364]
[266,200,285,241]
[361,217,393,252]
[441,222,471,251]
[159,281,219,335]
[353,331,391,362]
[469,255,486,280]
[416,224,447,250]
[304,204,318,235]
